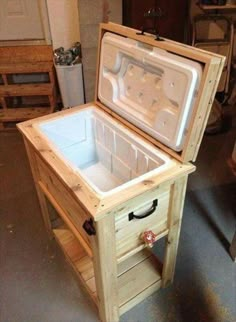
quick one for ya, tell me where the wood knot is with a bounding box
[71,184,82,192]
[39,148,50,153]
[143,180,154,186]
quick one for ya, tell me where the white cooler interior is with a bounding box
[98,32,203,151]
[37,107,171,195]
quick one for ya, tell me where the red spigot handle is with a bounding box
[142,230,157,248]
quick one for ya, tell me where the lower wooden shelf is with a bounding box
[53,226,162,315]
[53,228,97,304]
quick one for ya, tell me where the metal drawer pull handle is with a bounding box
[128,199,158,221]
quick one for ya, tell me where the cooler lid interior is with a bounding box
[98,32,203,152]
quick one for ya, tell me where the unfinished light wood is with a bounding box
[0,62,53,74]
[53,228,97,303]
[17,106,192,220]
[0,45,56,130]
[0,108,53,121]
[118,255,161,306]
[161,176,188,287]
[38,180,92,259]
[115,185,170,259]
[0,84,53,97]
[36,154,92,247]
[17,22,225,322]
[92,215,119,322]
[199,4,236,10]
[23,138,53,238]
[117,226,168,264]
[119,278,162,315]
[0,46,53,64]
[117,249,152,275]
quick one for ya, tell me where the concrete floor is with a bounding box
[0,110,236,322]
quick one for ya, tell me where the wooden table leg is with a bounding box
[92,215,119,322]
[162,176,188,287]
[23,138,53,238]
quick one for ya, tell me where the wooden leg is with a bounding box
[229,231,236,262]
[162,176,188,287]
[23,138,53,238]
[92,215,119,322]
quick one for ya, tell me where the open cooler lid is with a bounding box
[95,23,225,163]
[98,32,202,152]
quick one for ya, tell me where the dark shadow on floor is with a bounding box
[170,250,235,322]
[187,182,236,255]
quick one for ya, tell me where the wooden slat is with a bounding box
[161,176,188,287]
[183,57,225,162]
[117,249,151,276]
[116,220,168,261]
[199,4,236,10]
[118,255,161,307]
[0,83,53,96]
[0,97,7,109]
[54,228,86,262]
[117,227,168,264]
[48,94,56,112]
[2,74,8,85]
[53,228,98,301]
[119,280,162,315]
[75,256,94,281]
[86,277,96,294]
[0,45,53,64]
[92,216,119,322]
[37,156,93,248]
[0,45,56,126]
[0,62,53,74]
[23,139,53,237]
[39,180,93,259]
[0,108,52,122]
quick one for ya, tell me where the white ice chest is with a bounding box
[18,23,225,322]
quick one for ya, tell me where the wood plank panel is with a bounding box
[0,108,52,121]
[117,249,151,276]
[119,280,162,315]
[92,216,119,322]
[0,46,53,64]
[37,156,92,248]
[23,139,53,237]
[162,176,188,287]
[118,255,161,307]
[39,181,93,258]
[0,97,7,109]
[53,228,97,300]
[115,186,170,259]
[54,228,86,262]
[0,84,53,96]
[0,62,54,74]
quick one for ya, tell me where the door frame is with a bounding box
[0,0,51,46]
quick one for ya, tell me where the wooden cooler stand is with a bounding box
[17,23,224,322]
